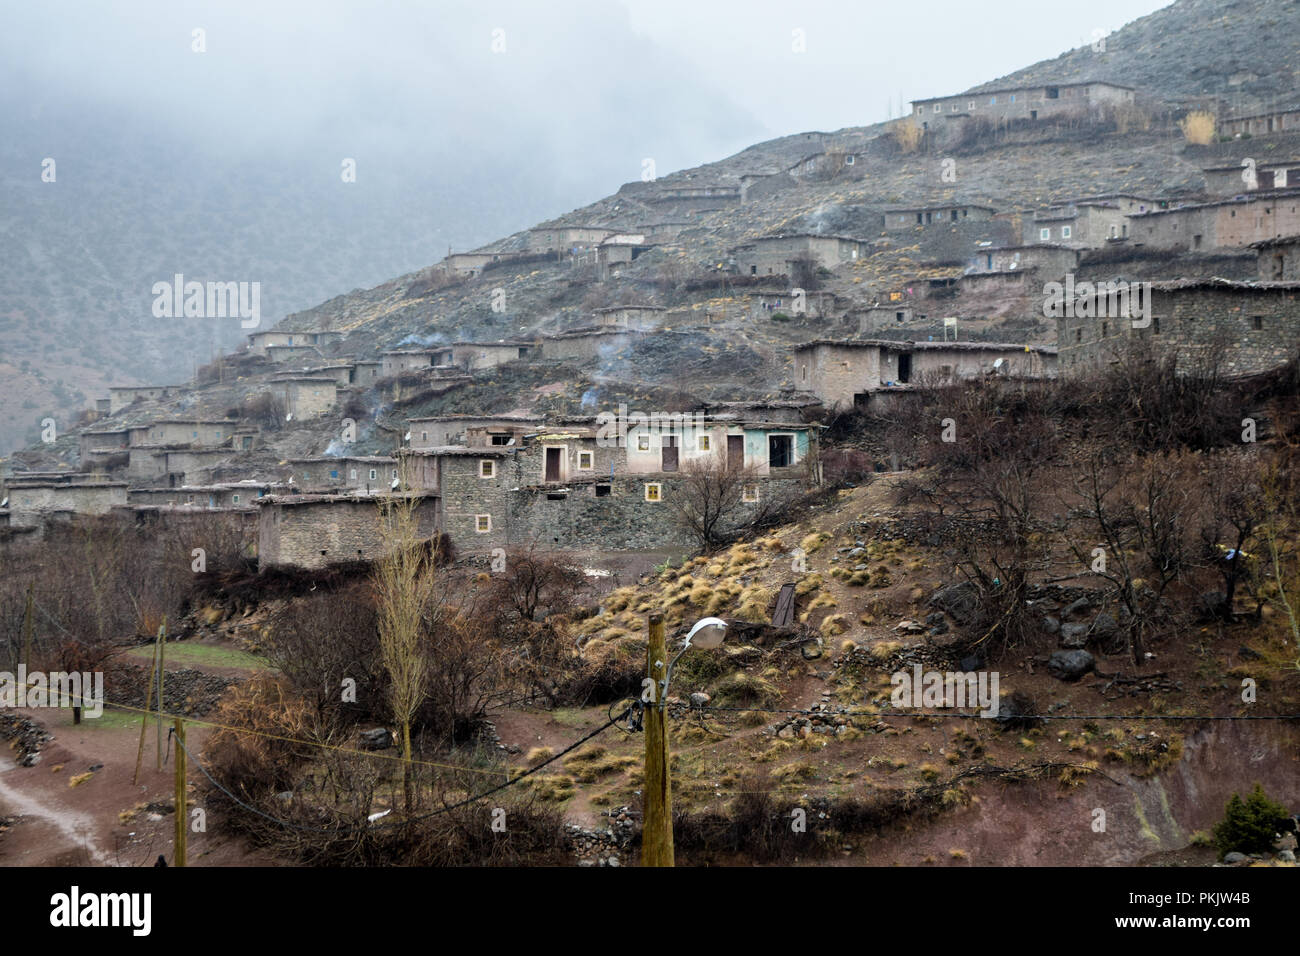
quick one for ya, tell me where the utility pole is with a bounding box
[156,617,166,771]
[173,718,187,867]
[642,612,673,867]
[21,583,33,672]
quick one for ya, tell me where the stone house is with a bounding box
[257,494,440,570]
[527,226,616,253]
[910,81,1136,129]
[431,341,538,371]
[968,243,1080,279]
[128,481,281,509]
[440,250,522,278]
[380,349,440,377]
[592,305,666,330]
[1203,160,1300,198]
[1254,235,1300,281]
[285,456,399,494]
[597,235,656,272]
[1128,190,1300,251]
[1220,107,1300,138]
[407,415,540,451]
[106,385,181,413]
[5,478,129,528]
[350,360,383,385]
[792,340,1057,408]
[1055,279,1300,376]
[273,377,338,418]
[884,205,998,231]
[730,234,868,276]
[247,330,345,354]
[137,420,236,447]
[540,328,640,362]
[1025,199,1140,247]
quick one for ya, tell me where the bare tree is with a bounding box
[669,457,759,552]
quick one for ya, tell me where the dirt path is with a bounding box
[0,749,109,865]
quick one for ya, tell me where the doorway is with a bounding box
[661,435,678,472]
[898,353,913,383]
[768,435,793,469]
[727,435,744,471]
[544,447,562,482]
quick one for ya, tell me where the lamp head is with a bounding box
[686,616,727,650]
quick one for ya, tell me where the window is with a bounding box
[1075,329,1083,343]
[644,483,662,502]
[1252,315,1263,330]
[698,435,711,452]
[637,434,651,452]
[1153,317,1161,334]
[595,484,611,497]
[1040,228,1051,241]
[349,469,357,480]
[330,469,339,479]
[369,469,378,481]
[480,459,496,478]
[491,434,511,445]
[421,432,427,441]
[990,96,997,105]
[391,469,398,480]
[742,484,760,503]
[967,101,976,110]
[1061,225,1072,239]
[475,514,492,533]
[577,451,594,469]
[933,104,941,113]
[231,494,240,504]
[1102,321,1109,338]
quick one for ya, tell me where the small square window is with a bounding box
[577,451,593,469]
[330,470,339,479]
[698,435,711,452]
[349,469,357,480]
[595,484,611,497]
[1252,315,1263,330]
[644,483,662,502]
[231,494,240,504]
[475,514,492,533]
[369,469,378,481]
[742,485,759,503]
[637,434,650,452]
[1061,225,1072,239]
[480,459,496,478]
[1040,228,1051,241]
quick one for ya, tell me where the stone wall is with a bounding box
[259,496,440,569]
[1056,284,1300,375]
[7,483,128,527]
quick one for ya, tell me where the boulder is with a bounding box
[1041,615,1060,635]
[1047,650,1095,682]
[927,582,980,625]
[360,727,394,750]
[1059,623,1090,648]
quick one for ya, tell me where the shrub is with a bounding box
[1212,783,1290,859]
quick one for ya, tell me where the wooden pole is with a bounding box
[133,623,162,785]
[20,584,33,672]
[173,718,187,867]
[642,612,673,867]
[156,617,167,771]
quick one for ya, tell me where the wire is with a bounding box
[694,704,1300,721]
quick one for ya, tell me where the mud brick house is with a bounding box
[275,364,356,388]
[106,385,182,413]
[540,328,641,362]
[350,360,382,385]
[1254,236,1300,281]
[527,225,616,254]
[257,494,440,570]
[286,456,399,494]
[247,329,345,354]
[1025,196,1159,247]
[380,349,441,377]
[407,415,540,451]
[910,81,1135,130]
[592,305,667,330]
[440,250,523,278]
[272,377,338,418]
[1220,106,1300,139]
[5,477,129,528]
[430,341,538,371]
[597,235,656,273]
[793,340,1057,408]
[1055,278,1300,375]
[884,205,998,232]
[79,426,133,466]
[730,234,869,277]
[1128,190,1300,251]
[127,481,282,509]
[968,243,1080,279]
[136,419,236,446]
[1203,160,1300,198]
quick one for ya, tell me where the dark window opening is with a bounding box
[546,492,567,501]
[595,484,611,497]
[897,353,913,383]
[491,434,511,445]
[1252,316,1263,330]
[1046,86,1059,99]
[769,435,794,469]
[661,435,678,472]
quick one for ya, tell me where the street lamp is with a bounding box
[643,614,726,867]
